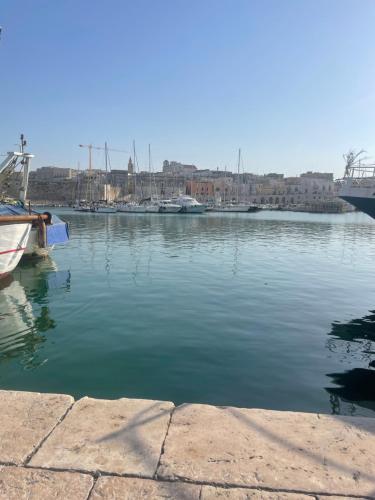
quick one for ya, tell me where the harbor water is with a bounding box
[0,209,374,416]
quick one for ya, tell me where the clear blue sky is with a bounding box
[1,0,374,177]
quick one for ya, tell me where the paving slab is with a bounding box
[317,497,369,500]
[157,404,375,497]
[0,390,73,465]
[30,396,174,476]
[201,486,313,499]
[91,476,200,499]
[0,465,93,500]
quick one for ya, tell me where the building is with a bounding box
[30,166,78,181]
[186,180,214,201]
[162,160,197,175]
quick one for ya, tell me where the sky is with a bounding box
[1,0,374,177]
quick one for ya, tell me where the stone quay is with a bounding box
[0,389,374,499]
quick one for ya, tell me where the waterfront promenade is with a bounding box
[0,390,374,499]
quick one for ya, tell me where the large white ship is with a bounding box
[338,151,375,219]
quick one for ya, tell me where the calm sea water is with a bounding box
[1,209,375,416]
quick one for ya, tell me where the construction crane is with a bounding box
[78,143,128,173]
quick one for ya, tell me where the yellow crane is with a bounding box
[78,143,128,203]
[78,143,128,174]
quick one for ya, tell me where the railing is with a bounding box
[344,163,375,179]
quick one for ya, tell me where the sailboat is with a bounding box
[91,142,117,213]
[213,149,259,212]
[144,144,160,213]
[74,144,94,211]
[117,141,148,213]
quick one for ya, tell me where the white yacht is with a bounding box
[173,195,205,213]
[338,150,375,220]
[117,202,147,213]
[91,203,117,213]
[144,202,160,213]
[158,200,181,213]
[73,203,92,212]
[213,203,251,212]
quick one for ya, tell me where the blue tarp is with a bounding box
[47,215,69,245]
[0,204,69,246]
[0,203,27,216]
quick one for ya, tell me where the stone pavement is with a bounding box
[0,390,374,499]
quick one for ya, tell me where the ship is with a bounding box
[337,150,375,219]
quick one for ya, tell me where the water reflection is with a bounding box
[326,312,375,414]
[0,259,70,369]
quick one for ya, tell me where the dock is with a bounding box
[0,389,374,499]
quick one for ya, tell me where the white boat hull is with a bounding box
[74,206,91,212]
[180,205,206,213]
[0,223,31,276]
[145,205,160,213]
[173,195,205,213]
[118,205,147,213]
[159,205,181,213]
[213,205,251,212]
[93,207,117,213]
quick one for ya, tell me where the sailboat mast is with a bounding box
[237,148,241,204]
[148,143,152,200]
[88,144,93,203]
[104,142,108,203]
[133,140,137,198]
[224,165,227,204]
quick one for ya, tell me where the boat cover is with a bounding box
[46,215,69,245]
[0,204,69,245]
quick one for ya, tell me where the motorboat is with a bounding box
[117,202,147,213]
[144,201,160,213]
[212,203,252,212]
[91,203,117,213]
[73,202,92,212]
[212,203,261,213]
[158,200,181,213]
[173,195,205,213]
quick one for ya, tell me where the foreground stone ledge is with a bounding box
[201,485,313,499]
[0,465,93,500]
[0,390,73,465]
[157,404,375,497]
[91,476,200,499]
[30,396,174,476]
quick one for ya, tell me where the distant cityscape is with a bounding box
[5,159,350,212]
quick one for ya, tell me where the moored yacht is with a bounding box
[173,195,205,213]
[73,201,92,212]
[212,203,251,212]
[91,203,117,213]
[117,202,147,213]
[158,199,181,213]
[144,202,160,213]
